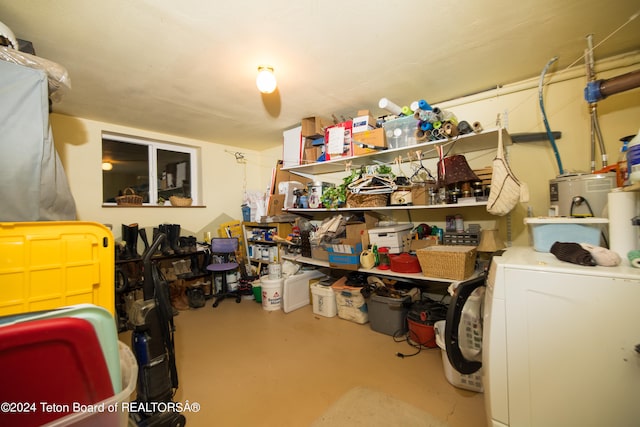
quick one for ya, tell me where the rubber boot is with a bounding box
[190,253,202,275]
[168,224,182,254]
[138,228,150,252]
[121,223,140,259]
[158,224,173,256]
[152,227,165,256]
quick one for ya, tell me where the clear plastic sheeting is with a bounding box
[0,46,71,102]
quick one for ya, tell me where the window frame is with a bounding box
[101,132,200,206]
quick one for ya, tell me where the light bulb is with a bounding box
[102,162,113,171]
[256,66,277,94]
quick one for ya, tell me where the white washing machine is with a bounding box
[482,246,640,427]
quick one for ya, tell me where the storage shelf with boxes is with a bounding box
[278,126,505,286]
[282,127,509,175]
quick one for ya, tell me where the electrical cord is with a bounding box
[393,327,437,358]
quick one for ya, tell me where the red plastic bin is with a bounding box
[0,317,114,426]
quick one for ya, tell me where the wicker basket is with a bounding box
[346,192,388,208]
[115,187,143,206]
[416,245,477,280]
[169,196,193,207]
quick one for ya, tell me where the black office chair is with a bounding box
[206,237,241,307]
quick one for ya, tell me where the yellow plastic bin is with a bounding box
[0,221,115,316]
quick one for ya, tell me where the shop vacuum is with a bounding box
[129,233,186,426]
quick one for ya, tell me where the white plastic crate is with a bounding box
[434,320,483,393]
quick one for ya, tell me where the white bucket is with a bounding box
[261,277,283,311]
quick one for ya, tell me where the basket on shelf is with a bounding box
[346,192,388,208]
[169,196,193,207]
[115,187,143,206]
[416,245,477,280]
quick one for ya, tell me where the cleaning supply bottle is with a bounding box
[627,130,640,184]
[617,135,631,187]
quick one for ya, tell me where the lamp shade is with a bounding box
[256,66,277,93]
[437,155,479,186]
[477,229,505,252]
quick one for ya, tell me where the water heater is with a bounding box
[549,172,615,217]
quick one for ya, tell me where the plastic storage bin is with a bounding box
[334,288,368,324]
[524,217,608,252]
[0,317,116,426]
[282,270,326,313]
[0,304,122,393]
[44,341,138,427]
[310,282,337,318]
[382,116,419,149]
[434,320,483,392]
[0,221,115,316]
[368,294,410,336]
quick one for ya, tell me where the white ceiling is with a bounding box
[1,1,639,151]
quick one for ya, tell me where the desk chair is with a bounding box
[206,237,241,307]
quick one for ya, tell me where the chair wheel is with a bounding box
[235,296,241,303]
[212,301,219,308]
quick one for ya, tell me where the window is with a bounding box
[102,133,199,205]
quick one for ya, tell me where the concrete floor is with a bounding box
[125,294,487,427]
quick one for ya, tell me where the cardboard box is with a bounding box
[302,116,332,138]
[327,240,362,271]
[271,160,311,195]
[410,236,438,251]
[324,120,353,160]
[342,212,378,246]
[267,194,285,216]
[311,246,329,261]
[345,222,367,241]
[352,110,377,134]
[411,182,437,205]
[301,137,324,164]
[352,127,386,156]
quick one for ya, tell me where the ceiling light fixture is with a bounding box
[102,162,113,171]
[256,65,277,94]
